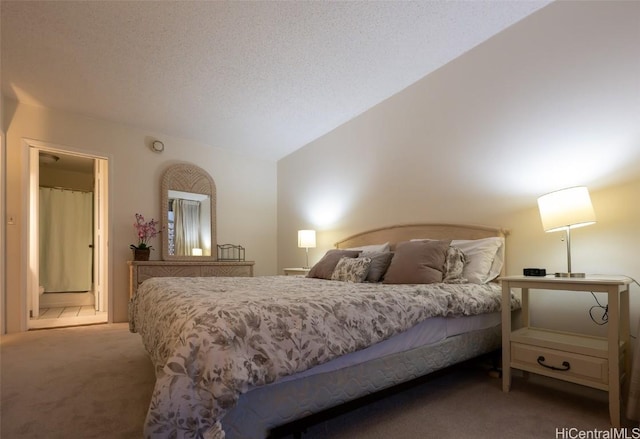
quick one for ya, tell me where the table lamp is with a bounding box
[298,230,316,269]
[537,186,596,278]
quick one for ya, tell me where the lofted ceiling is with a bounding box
[2,1,551,161]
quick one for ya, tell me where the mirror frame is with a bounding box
[161,163,217,261]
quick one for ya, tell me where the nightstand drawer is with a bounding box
[511,343,608,388]
[283,268,310,276]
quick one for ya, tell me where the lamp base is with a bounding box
[555,272,586,278]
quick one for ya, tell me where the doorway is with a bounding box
[25,140,109,329]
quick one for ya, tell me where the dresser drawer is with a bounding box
[129,261,255,298]
[511,342,608,388]
[137,265,202,282]
[201,265,252,277]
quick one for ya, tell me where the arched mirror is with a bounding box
[161,163,217,261]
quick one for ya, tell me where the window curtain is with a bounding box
[627,317,640,424]
[174,199,201,256]
[39,188,93,292]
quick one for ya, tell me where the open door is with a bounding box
[25,139,109,329]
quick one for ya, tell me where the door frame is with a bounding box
[0,133,5,335]
[22,138,112,329]
[93,157,109,313]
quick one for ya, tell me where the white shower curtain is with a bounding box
[39,188,93,292]
[174,199,201,256]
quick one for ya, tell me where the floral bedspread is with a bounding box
[130,276,519,439]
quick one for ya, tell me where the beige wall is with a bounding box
[4,99,277,333]
[277,2,640,337]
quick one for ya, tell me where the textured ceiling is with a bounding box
[1,1,551,161]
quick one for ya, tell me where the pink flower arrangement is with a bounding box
[130,213,161,250]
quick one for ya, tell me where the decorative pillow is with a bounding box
[347,242,391,253]
[331,257,372,283]
[451,237,504,284]
[443,246,467,284]
[359,251,394,282]
[307,249,361,280]
[382,240,450,284]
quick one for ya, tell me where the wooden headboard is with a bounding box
[335,223,509,249]
[335,223,509,278]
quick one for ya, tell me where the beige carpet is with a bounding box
[1,324,154,439]
[0,323,629,439]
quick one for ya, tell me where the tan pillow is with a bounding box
[307,249,361,279]
[382,240,450,284]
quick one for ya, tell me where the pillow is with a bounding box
[307,249,361,279]
[443,246,467,284]
[359,251,394,282]
[347,242,391,253]
[382,240,450,284]
[408,240,466,283]
[331,257,372,283]
[451,237,504,284]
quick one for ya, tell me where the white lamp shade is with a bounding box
[537,186,596,233]
[297,230,316,248]
[192,248,203,256]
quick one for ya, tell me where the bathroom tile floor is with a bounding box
[30,307,109,329]
[38,306,97,319]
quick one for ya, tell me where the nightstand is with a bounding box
[500,275,631,427]
[283,268,310,276]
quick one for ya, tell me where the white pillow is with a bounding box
[346,242,390,253]
[450,237,504,284]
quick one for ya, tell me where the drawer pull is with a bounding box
[537,355,571,371]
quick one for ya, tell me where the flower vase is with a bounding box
[133,248,150,261]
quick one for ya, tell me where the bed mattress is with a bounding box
[221,324,502,439]
[276,311,501,383]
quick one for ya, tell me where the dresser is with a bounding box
[128,260,255,298]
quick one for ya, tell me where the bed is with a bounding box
[129,223,520,439]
